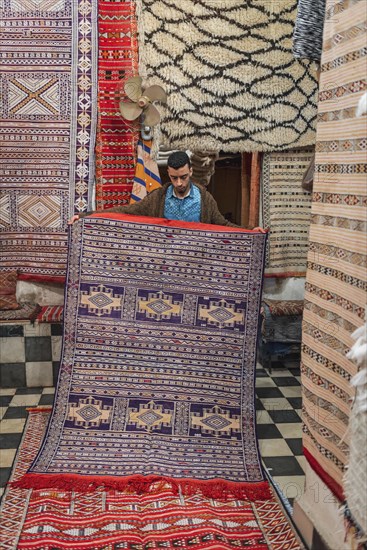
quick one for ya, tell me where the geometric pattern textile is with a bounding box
[262,149,314,277]
[0,0,98,281]
[292,0,326,61]
[15,214,269,499]
[129,139,162,203]
[0,271,19,310]
[137,0,319,152]
[95,0,139,210]
[36,305,64,324]
[301,0,367,501]
[0,302,41,323]
[1,410,303,550]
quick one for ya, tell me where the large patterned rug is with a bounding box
[0,0,98,281]
[95,0,139,210]
[301,0,367,501]
[137,0,318,152]
[262,149,314,277]
[15,214,268,498]
[1,409,303,549]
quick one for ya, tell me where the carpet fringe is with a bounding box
[12,473,272,501]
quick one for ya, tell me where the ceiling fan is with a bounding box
[117,76,167,135]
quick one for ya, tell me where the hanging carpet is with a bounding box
[95,0,139,210]
[15,213,269,498]
[262,149,314,277]
[0,1,98,282]
[301,0,367,501]
[137,0,318,152]
[292,0,326,62]
[1,409,303,550]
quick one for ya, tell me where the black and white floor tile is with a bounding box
[0,361,304,509]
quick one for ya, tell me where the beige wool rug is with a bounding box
[136,0,319,152]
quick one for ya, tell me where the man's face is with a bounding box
[167,164,192,197]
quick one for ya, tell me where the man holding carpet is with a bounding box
[69,151,265,232]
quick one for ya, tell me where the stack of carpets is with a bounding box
[3,213,303,548]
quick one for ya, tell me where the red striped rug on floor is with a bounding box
[36,306,64,324]
[1,408,303,550]
[95,0,139,210]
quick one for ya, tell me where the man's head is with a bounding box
[167,151,192,197]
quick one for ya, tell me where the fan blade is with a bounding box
[144,84,167,103]
[143,104,161,127]
[124,76,143,102]
[119,101,143,121]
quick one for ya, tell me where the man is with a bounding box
[69,151,264,230]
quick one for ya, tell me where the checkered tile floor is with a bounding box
[0,362,305,508]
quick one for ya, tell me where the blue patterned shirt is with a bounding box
[163,183,201,222]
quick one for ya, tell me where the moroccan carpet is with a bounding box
[301,0,367,501]
[15,213,268,498]
[0,0,98,282]
[137,0,318,152]
[1,409,303,549]
[261,149,314,277]
[292,0,326,62]
[95,0,139,210]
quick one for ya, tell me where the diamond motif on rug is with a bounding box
[89,293,114,308]
[201,415,232,431]
[137,410,164,427]
[78,405,101,422]
[147,299,173,314]
[17,195,61,228]
[80,284,123,317]
[209,307,235,323]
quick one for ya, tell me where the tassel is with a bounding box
[11,473,272,502]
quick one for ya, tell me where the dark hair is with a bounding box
[167,151,191,170]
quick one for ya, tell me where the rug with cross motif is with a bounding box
[15,214,269,499]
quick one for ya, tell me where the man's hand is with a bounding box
[253,226,267,233]
[68,214,80,225]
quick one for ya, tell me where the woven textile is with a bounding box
[95,1,139,210]
[129,139,162,203]
[301,0,367,501]
[262,149,314,277]
[0,271,19,310]
[36,305,64,324]
[0,303,41,323]
[16,214,268,499]
[293,0,326,61]
[0,1,98,281]
[1,410,303,550]
[137,0,318,152]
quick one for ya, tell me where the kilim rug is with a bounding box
[261,149,314,277]
[36,305,64,324]
[95,1,139,210]
[301,0,367,501]
[0,0,98,282]
[136,0,319,152]
[1,409,304,549]
[15,213,269,499]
